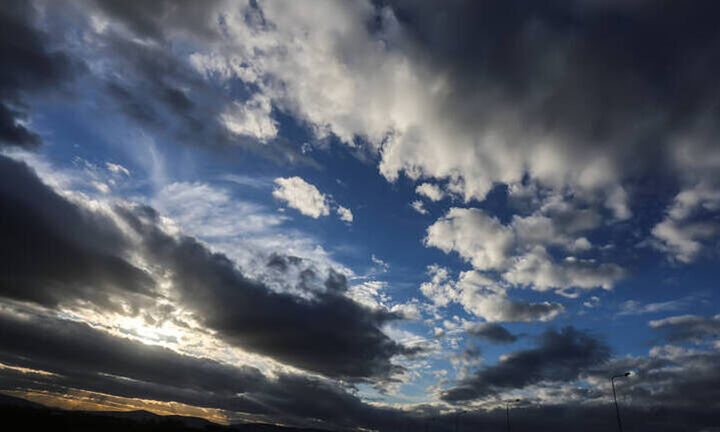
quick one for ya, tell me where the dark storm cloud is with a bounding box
[0,154,411,383]
[117,205,415,382]
[0,311,265,407]
[381,0,720,179]
[0,310,412,429]
[439,404,720,432]
[442,327,609,402]
[0,2,80,148]
[649,314,720,343]
[579,348,720,416]
[467,323,518,344]
[1,309,719,430]
[0,156,155,312]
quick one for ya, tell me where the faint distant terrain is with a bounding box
[0,394,332,432]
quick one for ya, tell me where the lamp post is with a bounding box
[611,372,631,432]
[505,399,520,432]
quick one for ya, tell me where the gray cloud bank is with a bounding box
[0,155,413,383]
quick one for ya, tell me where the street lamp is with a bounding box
[611,372,631,432]
[505,399,520,432]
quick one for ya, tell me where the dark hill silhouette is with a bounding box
[0,393,48,409]
[0,394,333,432]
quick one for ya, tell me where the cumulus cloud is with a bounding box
[420,267,564,323]
[419,265,457,308]
[181,0,719,215]
[415,183,445,201]
[456,271,565,322]
[221,93,278,141]
[426,207,623,294]
[272,177,330,218]
[425,208,514,271]
[272,177,354,223]
[652,182,720,263]
[336,205,353,223]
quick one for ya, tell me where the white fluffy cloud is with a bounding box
[272,176,353,224]
[425,206,624,294]
[456,271,564,322]
[221,93,278,142]
[336,205,354,223]
[187,0,642,217]
[425,208,514,271]
[652,182,720,262]
[272,177,330,219]
[502,247,624,293]
[185,1,720,282]
[420,266,564,322]
[419,264,457,307]
[416,183,445,201]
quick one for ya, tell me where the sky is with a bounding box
[1,1,720,431]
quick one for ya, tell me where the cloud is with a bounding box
[176,0,714,213]
[337,205,354,223]
[649,314,720,343]
[415,183,445,201]
[35,0,314,166]
[420,267,564,322]
[1,154,411,383]
[273,176,330,218]
[371,254,389,272]
[106,162,131,176]
[35,0,720,238]
[456,271,565,322]
[502,247,624,292]
[153,181,286,238]
[651,182,720,262]
[441,327,610,402]
[273,177,330,219]
[425,208,514,271]
[0,156,155,313]
[426,207,624,293]
[410,200,427,214]
[617,298,689,316]
[88,0,223,41]
[0,309,413,430]
[0,2,80,149]
[419,265,457,308]
[466,323,518,344]
[272,177,353,224]
[221,93,278,141]
[118,206,414,382]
